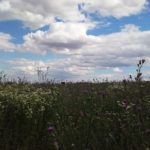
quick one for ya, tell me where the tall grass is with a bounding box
[0,60,150,150]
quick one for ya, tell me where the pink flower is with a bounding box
[48,126,55,134]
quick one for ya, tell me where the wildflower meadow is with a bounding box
[0,60,150,150]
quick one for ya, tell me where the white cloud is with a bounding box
[121,24,141,32]
[0,1,11,11]
[6,43,150,81]
[113,67,123,73]
[82,0,148,18]
[17,23,150,68]
[0,0,85,29]
[19,22,94,54]
[1,22,150,80]
[7,57,125,81]
[8,56,96,77]
[0,32,15,52]
[0,0,148,29]
[9,58,46,74]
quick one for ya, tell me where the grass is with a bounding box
[0,60,150,150]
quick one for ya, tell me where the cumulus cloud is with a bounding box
[1,21,150,81]
[82,0,148,18]
[0,0,148,29]
[0,32,15,52]
[16,23,150,67]
[85,24,150,57]
[0,0,85,29]
[19,22,94,54]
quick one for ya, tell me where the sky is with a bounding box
[0,0,150,82]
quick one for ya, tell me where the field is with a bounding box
[0,80,150,150]
[0,61,150,150]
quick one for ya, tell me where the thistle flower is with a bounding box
[48,126,55,134]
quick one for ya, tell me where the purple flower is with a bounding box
[48,126,55,134]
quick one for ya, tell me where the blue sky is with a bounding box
[0,0,150,81]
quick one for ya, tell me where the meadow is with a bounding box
[0,60,150,150]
